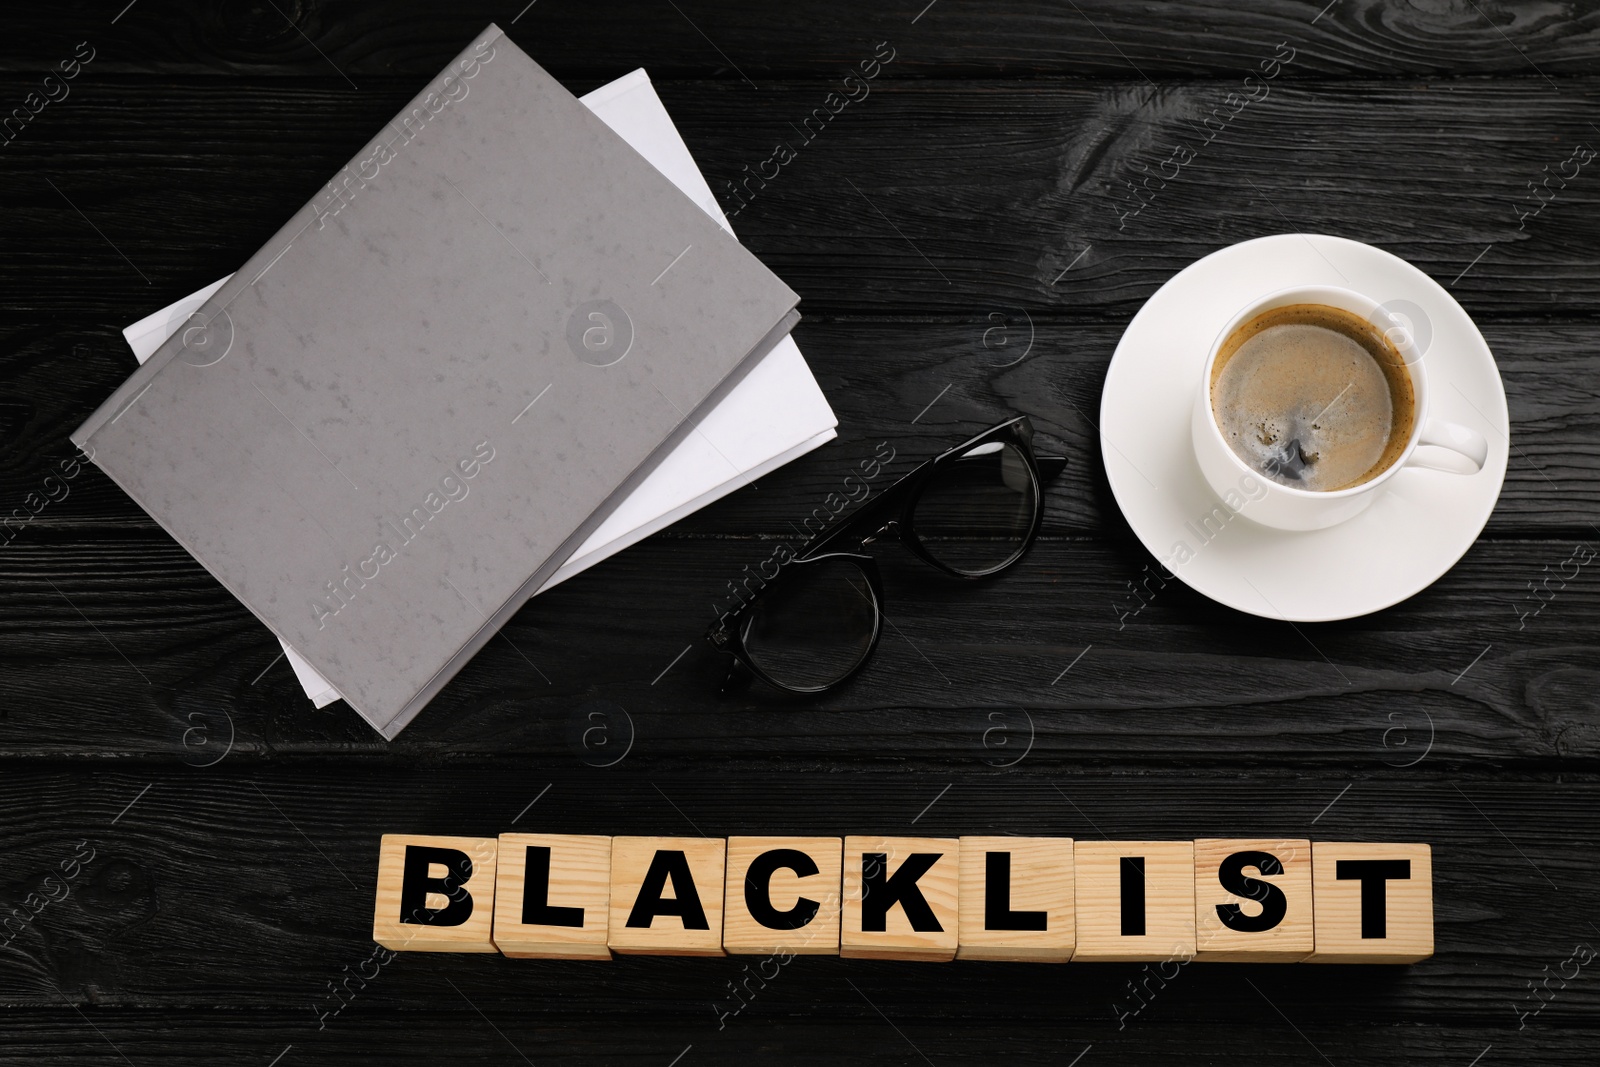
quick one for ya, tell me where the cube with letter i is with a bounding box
[1074,841,1195,962]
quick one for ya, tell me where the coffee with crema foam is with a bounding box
[1209,303,1415,492]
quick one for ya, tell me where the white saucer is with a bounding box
[1100,234,1509,622]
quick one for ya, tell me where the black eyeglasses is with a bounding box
[705,415,1065,694]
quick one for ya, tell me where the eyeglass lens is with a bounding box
[740,557,879,690]
[910,439,1038,576]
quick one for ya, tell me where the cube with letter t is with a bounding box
[372,834,500,952]
[1308,842,1433,963]
[841,836,959,961]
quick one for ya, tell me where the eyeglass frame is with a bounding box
[704,415,1065,694]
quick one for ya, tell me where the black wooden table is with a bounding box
[3,2,1598,1063]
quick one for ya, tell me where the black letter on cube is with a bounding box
[626,850,710,930]
[399,845,475,927]
[861,852,942,933]
[984,851,1047,931]
[521,845,584,927]
[746,848,821,931]
[1216,850,1288,933]
[1336,859,1410,939]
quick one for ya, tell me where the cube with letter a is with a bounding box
[493,833,612,959]
[608,836,726,956]
[723,836,842,955]
[841,836,959,961]
[1193,838,1312,961]
[957,836,1075,961]
[373,834,500,952]
[1074,840,1194,962]
[1308,842,1433,963]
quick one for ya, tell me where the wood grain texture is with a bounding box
[371,834,499,952]
[956,835,1075,962]
[1073,840,1196,962]
[4,317,1599,536]
[1,0,1597,1061]
[4,1,1599,79]
[0,80,1597,318]
[0,767,1591,1023]
[0,1012,1596,1067]
[841,836,959,961]
[2,534,1597,765]
[491,833,612,959]
[1308,841,1435,964]
[607,836,726,956]
[1193,837,1314,962]
[722,836,842,956]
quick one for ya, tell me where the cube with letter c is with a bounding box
[723,836,842,955]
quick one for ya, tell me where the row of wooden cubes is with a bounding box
[374,834,1433,963]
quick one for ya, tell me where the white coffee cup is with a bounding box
[1191,285,1488,532]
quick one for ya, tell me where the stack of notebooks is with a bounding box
[75,25,837,738]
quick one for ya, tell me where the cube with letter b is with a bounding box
[841,836,958,961]
[723,837,842,955]
[1308,842,1433,963]
[608,836,727,956]
[492,833,612,959]
[1193,838,1312,961]
[373,834,500,952]
[957,836,1075,961]
[1074,841,1195,962]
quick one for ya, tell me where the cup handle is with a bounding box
[1405,417,1488,474]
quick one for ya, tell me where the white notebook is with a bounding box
[122,68,836,709]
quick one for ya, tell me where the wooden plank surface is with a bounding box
[1,1,1597,1063]
[4,315,1598,535]
[3,1,1599,79]
[2,80,1597,318]
[0,767,1594,1017]
[1,533,1598,762]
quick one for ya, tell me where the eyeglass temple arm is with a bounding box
[1036,454,1068,482]
[717,655,754,698]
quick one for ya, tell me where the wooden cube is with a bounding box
[723,837,842,955]
[957,836,1075,962]
[1074,841,1194,962]
[492,834,612,959]
[373,834,500,952]
[1308,842,1433,963]
[608,836,726,956]
[1193,839,1313,962]
[841,836,959,961]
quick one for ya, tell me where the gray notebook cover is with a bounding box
[72,24,800,738]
